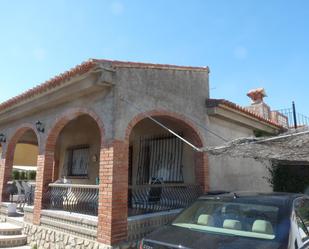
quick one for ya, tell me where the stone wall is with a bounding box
[23,223,111,249]
[20,208,182,249]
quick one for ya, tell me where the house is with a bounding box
[208,126,309,193]
[205,88,288,192]
[0,59,287,248]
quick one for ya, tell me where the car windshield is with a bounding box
[172,198,280,240]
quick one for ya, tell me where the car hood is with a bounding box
[143,225,285,249]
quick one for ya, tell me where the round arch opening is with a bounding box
[40,113,103,216]
[52,114,102,185]
[2,128,39,203]
[127,114,206,215]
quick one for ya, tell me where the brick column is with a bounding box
[0,158,7,203]
[33,152,54,225]
[195,152,209,193]
[0,157,13,203]
[97,140,129,246]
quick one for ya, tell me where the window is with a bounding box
[66,145,90,177]
[136,134,184,184]
[172,199,279,240]
[294,198,309,241]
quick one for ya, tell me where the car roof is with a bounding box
[199,191,306,207]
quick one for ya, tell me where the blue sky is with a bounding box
[1,0,309,114]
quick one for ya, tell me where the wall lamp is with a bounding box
[0,133,6,143]
[36,120,45,133]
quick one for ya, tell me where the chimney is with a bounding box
[245,87,289,127]
[246,88,271,120]
[247,88,267,104]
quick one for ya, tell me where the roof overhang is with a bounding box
[0,67,114,125]
[207,104,283,134]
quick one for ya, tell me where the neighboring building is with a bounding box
[207,127,309,193]
[206,88,288,192]
[0,59,286,248]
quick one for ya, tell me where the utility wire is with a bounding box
[203,129,309,153]
[120,96,203,152]
[120,93,299,154]
[117,85,228,143]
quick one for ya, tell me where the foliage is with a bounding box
[20,171,26,180]
[12,169,36,181]
[12,170,20,180]
[253,129,273,138]
[28,171,36,180]
[267,162,309,193]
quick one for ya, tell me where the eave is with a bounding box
[207,104,284,134]
[0,68,114,125]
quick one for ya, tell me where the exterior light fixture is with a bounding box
[92,154,98,162]
[0,133,6,143]
[36,121,45,133]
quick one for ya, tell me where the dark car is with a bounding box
[140,192,309,249]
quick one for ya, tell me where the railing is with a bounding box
[6,181,35,207]
[27,185,35,206]
[42,183,201,217]
[128,184,202,216]
[43,184,99,216]
[277,102,309,128]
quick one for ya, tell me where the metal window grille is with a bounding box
[136,134,184,184]
[66,145,90,176]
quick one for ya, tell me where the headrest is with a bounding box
[197,214,214,226]
[252,220,274,235]
[223,219,242,230]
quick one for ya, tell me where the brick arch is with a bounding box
[33,108,105,225]
[0,124,40,202]
[125,109,208,191]
[45,107,105,153]
[125,109,205,147]
[6,124,41,160]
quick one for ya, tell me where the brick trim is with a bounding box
[0,124,40,202]
[96,110,210,245]
[97,140,129,245]
[125,109,205,147]
[33,108,105,225]
[125,110,209,191]
[45,108,105,153]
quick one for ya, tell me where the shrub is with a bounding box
[20,171,26,180]
[29,171,36,180]
[12,170,20,180]
[267,162,309,193]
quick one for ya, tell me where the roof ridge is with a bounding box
[92,58,209,71]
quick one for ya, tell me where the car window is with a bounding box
[295,198,309,241]
[172,199,279,240]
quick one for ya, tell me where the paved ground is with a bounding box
[6,246,30,249]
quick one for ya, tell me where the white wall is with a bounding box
[206,116,272,192]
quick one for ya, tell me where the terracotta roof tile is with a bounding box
[0,60,97,113]
[0,59,209,113]
[93,59,209,71]
[206,98,285,129]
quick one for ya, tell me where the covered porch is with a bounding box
[5,112,206,244]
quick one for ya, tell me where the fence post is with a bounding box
[292,101,297,129]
